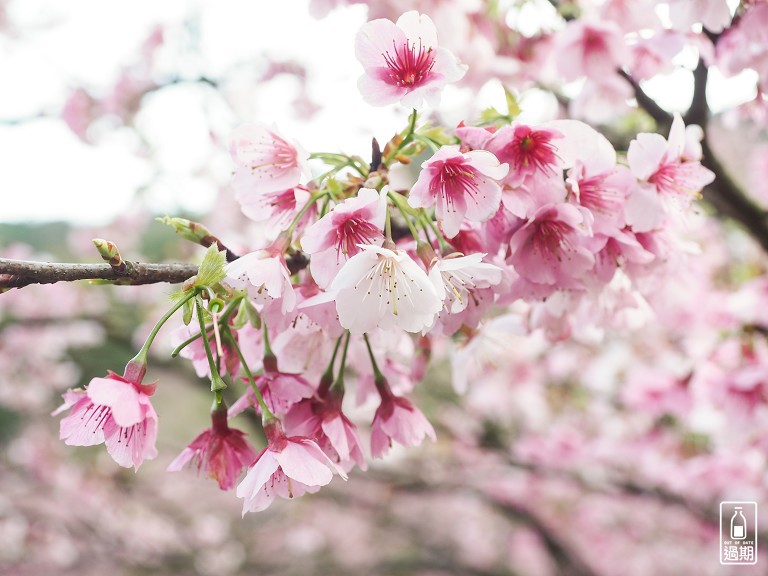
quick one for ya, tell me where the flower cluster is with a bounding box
[53,9,715,515]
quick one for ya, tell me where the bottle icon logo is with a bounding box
[731,507,747,540]
[720,501,758,565]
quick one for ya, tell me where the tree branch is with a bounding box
[620,68,768,253]
[0,259,199,289]
[0,250,311,291]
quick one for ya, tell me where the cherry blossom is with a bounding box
[300,186,387,288]
[625,113,715,231]
[370,390,436,458]
[355,10,467,108]
[408,146,508,238]
[329,243,442,335]
[55,369,158,470]
[167,403,257,490]
[236,419,346,514]
[229,123,311,195]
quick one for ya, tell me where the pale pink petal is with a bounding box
[87,377,142,427]
[277,441,335,486]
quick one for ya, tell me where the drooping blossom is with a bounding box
[355,10,467,108]
[170,322,241,380]
[229,356,315,418]
[236,418,347,514]
[625,113,715,232]
[408,146,508,238]
[54,367,158,470]
[285,387,367,472]
[370,386,436,458]
[167,403,257,490]
[300,186,387,288]
[329,243,442,335]
[229,123,310,195]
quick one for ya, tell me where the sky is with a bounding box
[0,0,758,225]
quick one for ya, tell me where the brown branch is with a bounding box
[0,258,199,289]
[0,250,312,291]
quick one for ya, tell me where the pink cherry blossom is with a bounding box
[300,186,387,288]
[370,392,436,458]
[167,404,257,490]
[236,419,346,514]
[233,183,315,238]
[486,124,564,190]
[408,146,508,238]
[355,10,467,108]
[229,360,315,417]
[225,249,296,318]
[284,389,367,472]
[427,252,503,315]
[625,113,715,231]
[553,20,629,83]
[329,244,443,335]
[55,370,158,470]
[508,203,595,288]
[229,123,310,195]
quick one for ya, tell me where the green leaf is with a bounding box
[504,85,522,120]
[195,245,227,289]
[182,297,193,326]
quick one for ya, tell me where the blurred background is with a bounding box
[2,0,768,575]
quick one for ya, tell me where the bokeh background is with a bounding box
[2,1,768,575]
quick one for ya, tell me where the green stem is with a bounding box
[388,190,421,241]
[363,333,385,381]
[223,327,275,419]
[332,331,352,391]
[385,203,393,242]
[195,298,227,395]
[170,294,243,358]
[384,109,418,165]
[134,290,196,362]
[287,193,323,236]
[422,213,451,252]
[262,322,273,358]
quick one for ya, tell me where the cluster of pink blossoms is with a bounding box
[54,9,715,514]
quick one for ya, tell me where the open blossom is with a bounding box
[428,252,503,314]
[229,123,310,195]
[233,183,314,237]
[55,368,158,470]
[330,244,442,335]
[300,187,387,288]
[486,124,564,190]
[236,419,347,514]
[371,392,436,458]
[355,10,467,108]
[508,203,595,288]
[225,249,296,319]
[285,389,367,472]
[167,404,257,490]
[408,146,508,238]
[625,113,715,231]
